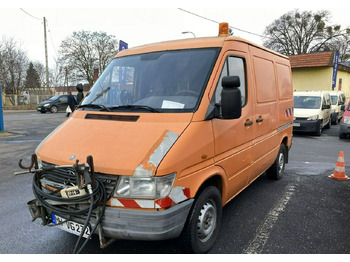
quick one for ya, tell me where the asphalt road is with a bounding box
[0,111,349,254]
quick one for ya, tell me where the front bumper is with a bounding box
[293,119,320,133]
[97,200,194,240]
[37,106,49,112]
[339,123,350,136]
[48,199,194,241]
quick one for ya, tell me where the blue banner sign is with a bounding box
[119,40,128,51]
[332,51,339,90]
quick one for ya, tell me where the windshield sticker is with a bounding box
[161,100,185,109]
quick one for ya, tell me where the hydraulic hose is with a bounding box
[32,169,107,254]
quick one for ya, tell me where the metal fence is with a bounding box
[1,94,53,107]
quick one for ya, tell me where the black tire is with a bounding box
[315,121,322,136]
[266,144,286,180]
[50,106,58,113]
[339,133,346,139]
[181,186,222,253]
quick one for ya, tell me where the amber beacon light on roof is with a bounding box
[219,22,229,36]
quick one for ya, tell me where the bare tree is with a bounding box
[58,30,118,87]
[0,37,29,99]
[263,9,350,61]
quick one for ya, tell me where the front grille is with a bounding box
[41,162,119,199]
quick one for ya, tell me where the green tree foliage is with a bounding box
[58,30,118,86]
[24,62,41,93]
[263,9,350,61]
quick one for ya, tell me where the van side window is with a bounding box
[214,56,246,106]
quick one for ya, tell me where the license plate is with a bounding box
[293,123,300,127]
[52,214,91,238]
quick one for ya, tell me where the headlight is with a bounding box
[307,115,319,121]
[332,109,336,113]
[114,173,176,199]
[344,116,350,124]
[43,103,50,107]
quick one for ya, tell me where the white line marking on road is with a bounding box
[243,184,296,254]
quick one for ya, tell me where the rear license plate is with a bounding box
[293,123,300,127]
[52,214,91,238]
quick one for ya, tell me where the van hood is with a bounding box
[36,111,192,176]
[294,108,320,118]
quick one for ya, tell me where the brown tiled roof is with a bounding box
[289,51,335,68]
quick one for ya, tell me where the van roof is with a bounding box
[115,36,289,59]
[329,91,345,95]
[294,91,329,96]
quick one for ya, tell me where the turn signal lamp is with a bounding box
[219,22,229,36]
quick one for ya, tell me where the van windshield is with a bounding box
[80,48,219,113]
[294,96,321,109]
[331,96,338,105]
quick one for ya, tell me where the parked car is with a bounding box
[330,91,346,124]
[37,94,76,113]
[293,91,332,136]
[339,101,350,139]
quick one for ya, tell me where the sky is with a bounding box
[1,0,349,68]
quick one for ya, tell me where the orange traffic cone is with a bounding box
[329,151,349,181]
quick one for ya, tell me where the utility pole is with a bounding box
[43,17,50,92]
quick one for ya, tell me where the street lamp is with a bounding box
[182,31,196,38]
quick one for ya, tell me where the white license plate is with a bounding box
[52,214,91,238]
[293,123,300,127]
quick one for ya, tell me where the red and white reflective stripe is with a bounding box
[109,187,191,209]
[155,187,190,209]
[285,108,293,118]
[110,198,154,209]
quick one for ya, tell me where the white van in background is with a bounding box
[293,91,332,136]
[330,91,346,124]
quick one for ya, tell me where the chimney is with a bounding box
[93,69,99,83]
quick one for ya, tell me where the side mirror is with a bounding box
[341,105,345,111]
[221,76,242,119]
[322,104,330,110]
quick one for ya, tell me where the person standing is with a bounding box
[76,83,84,104]
[67,91,77,113]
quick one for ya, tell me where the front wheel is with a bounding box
[50,105,58,113]
[266,144,286,180]
[181,186,222,253]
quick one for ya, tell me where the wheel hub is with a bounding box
[197,201,217,242]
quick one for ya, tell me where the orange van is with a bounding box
[24,23,293,253]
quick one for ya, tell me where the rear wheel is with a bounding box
[181,186,222,253]
[266,144,286,180]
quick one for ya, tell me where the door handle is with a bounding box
[244,120,253,126]
[256,118,264,123]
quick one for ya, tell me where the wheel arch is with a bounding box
[177,165,228,206]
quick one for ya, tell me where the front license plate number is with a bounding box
[52,214,90,238]
[293,123,300,127]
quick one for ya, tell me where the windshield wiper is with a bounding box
[108,105,160,113]
[78,103,111,111]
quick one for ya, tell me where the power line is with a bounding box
[178,8,271,39]
[19,8,41,21]
[46,19,59,59]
